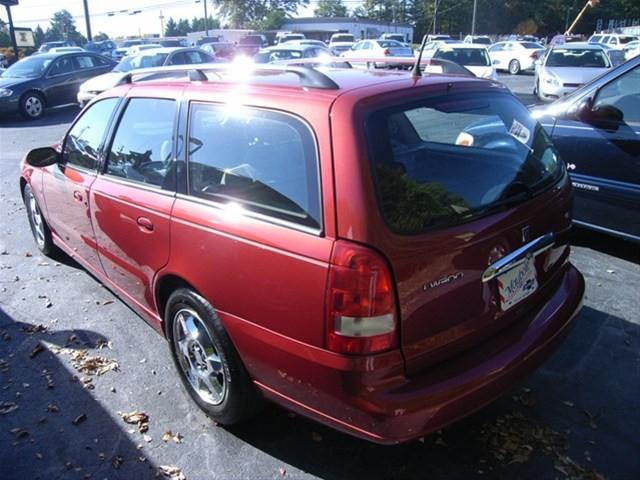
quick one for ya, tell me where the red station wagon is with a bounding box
[19,63,585,444]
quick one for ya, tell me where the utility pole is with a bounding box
[4,3,19,63]
[159,10,165,36]
[471,0,478,36]
[203,0,209,37]
[433,0,439,34]
[82,0,92,41]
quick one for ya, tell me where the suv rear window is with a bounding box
[187,103,321,231]
[366,91,564,234]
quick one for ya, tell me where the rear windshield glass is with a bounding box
[521,42,543,49]
[377,40,404,48]
[366,92,564,235]
[546,48,610,68]
[114,53,168,72]
[434,47,491,66]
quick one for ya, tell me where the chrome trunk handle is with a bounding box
[482,233,556,283]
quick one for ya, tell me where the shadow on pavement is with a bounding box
[226,305,639,480]
[571,226,640,265]
[0,105,80,128]
[0,307,158,479]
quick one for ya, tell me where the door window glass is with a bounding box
[64,98,120,170]
[594,65,640,123]
[75,55,96,69]
[187,103,321,230]
[105,98,176,188]
[48,57,75,76]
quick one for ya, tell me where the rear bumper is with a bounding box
[226,264,584,444]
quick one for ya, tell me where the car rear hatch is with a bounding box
[335,83,573,376]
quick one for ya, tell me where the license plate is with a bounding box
[497,257,538,311]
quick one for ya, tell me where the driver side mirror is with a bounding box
[25,147,60,167]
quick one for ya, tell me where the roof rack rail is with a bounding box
[114,63,340,90]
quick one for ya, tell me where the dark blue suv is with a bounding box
[533,56,640,242]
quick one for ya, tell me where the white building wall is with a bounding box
[283,20,413,42]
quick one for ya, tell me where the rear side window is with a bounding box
[366,92,564,235]
[187,103,321,231]
[105,98,176,189]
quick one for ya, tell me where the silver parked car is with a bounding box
[534,44,612,102]
[341,39,414,67]
[77,47,214,106]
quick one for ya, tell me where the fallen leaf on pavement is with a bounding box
[562,401,575,407]
[111,455,124,470]
[0,401,18,415]
[72,413,87,425]
[71,350,119,376]
[30,342,45,359]
[120,411,149,433]
[157,465,186,480]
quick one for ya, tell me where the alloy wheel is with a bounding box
[172,308,227,406]
[24,96,43,118]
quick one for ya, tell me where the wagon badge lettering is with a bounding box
[423,272,464,291]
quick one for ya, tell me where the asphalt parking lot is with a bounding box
[1,75,639,480]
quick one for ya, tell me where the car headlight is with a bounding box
[0,88,13,98]
[544,74,560,87]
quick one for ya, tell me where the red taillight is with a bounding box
[326,241,398,355]
[530,51,539,59]
[383,48,391,56]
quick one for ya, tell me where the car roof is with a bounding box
[551,43,607,50]
[440,43,486,49]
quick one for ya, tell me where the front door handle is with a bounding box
[136,216,154,232]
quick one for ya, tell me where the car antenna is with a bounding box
[411,34,429,79]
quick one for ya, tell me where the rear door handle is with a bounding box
[136,216,154,232]
[73,191,83,202]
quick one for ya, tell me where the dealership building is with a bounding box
[281,17,414,43]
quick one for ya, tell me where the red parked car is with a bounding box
[20,63,584,444]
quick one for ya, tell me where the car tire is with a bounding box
[19,92,45,120]
[166,288,262,425]
[508,59,521,75]
[23,183,55,256]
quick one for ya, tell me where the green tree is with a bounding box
[191,15,220,32]
[213,0,308,29]
[34,25,45,47]
[177,18,191,35]
[165,17,179,36]
[93,32,109,41]
[314,0,348,17]
[45,10,86,45]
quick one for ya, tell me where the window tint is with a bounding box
[93,55,110,66]
[64,98,119,170]
[546,49,610,68]
[106,98,176,188]
[75,55,96,69]
[594,65,640,123]
[366,93,563,234]
[49,57,75,76]
[187,103,321,230]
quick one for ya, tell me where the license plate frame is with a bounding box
[497,257,538,311]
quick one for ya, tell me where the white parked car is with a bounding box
[488,41,546,75]
[77,47,214,106]
[127,44,163,56]
[341,39,414,67]
[623,40,640,61]
[329,33,355,54]
[534,44,612,101]
[432,43,498,80]
[421,39,460,58]
[588,33,638,50]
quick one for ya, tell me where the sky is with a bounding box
[0,0,357,39]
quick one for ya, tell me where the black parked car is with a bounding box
[0,52,116,120]
[532,55,640,242]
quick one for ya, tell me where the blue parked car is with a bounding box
[532,55,640,242]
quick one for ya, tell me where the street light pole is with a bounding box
[82,0,92,41]
[433,0,439,34]
[4,4,19,62]
[203,0,209,37]
[471,0,478,36]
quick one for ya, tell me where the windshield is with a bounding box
[240,36,262,45]
[114,53,169,72]
[435,47,491,66]
[619,36,637,45]
[1,56,53,78]
[366,92,564,234]
[377,40,404,48]
[254,50,302,63]
[332,34,354,43]
[546,48,610,68]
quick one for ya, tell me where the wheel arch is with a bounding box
[155,273,200,337]
[20,88,48,107]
